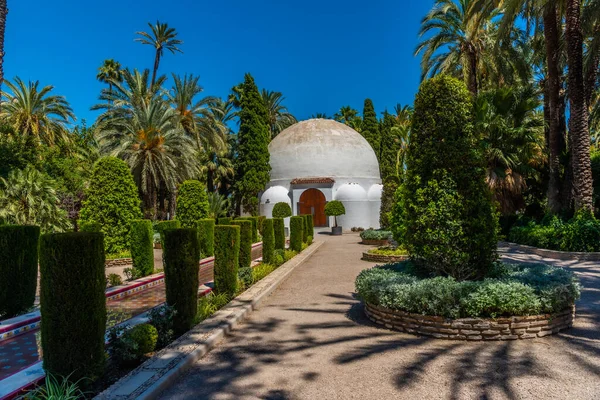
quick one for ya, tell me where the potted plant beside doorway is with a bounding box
[324,200,345,236]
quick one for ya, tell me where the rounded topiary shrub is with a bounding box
[290,216,304,252]
[273,218,285,250]
[175,180,209,228]
[272,202,292,218]
[232,220,252,269]
[79,157,142,255]
[324,201,345,227]
[197,219,215,257]
[39,232,106,381]
[0,225,40,318]
[162,228,200,336]
[396,75,498,280]
[262,219,275,265]
[214,225,240,296]
[130,220,154,277]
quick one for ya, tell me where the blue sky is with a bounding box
[5,0,434,126]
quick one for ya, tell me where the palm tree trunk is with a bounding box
[566,0,593,211]
[584,52,599,108]
[467,48,478,96]
[207,169,215,193]
[151,49,161,88]
[0,1,7,97]
[544,3,564,213]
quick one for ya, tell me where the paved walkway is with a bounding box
[158,233,600,400]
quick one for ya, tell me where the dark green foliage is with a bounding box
[0,225,40,318]
[238,217,258,243]
[290,216,304,252]
[108,324,158,365]
[175,180,209,228]
[262,219,275,264]
[378,111,399,181]
[301,215,310,243]
[238,267,253,288]
[162,228,200,336]
[39,232,106,381]
[257,216,266,234]
[197,219,215,257]
[324,200,345,227]
[396,76,498,280]
[148,304,175,349]
[272,202,292,218]
[273,218,285,250]
[234,74,271,215]
[155,220,181,245]
[232,220,252,268]
[214,225,240,296]
[361,99,380,157]
[379,176,399,229]
[128,324,158,355]
[355,262,580,318]
[130,220,154,277]
[79,157,142,254]
[79,222,101,232]
[218,217,232,225]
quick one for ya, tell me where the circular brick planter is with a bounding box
[364,302,574,340]
[361,252,409,263]
[361,239,389,246]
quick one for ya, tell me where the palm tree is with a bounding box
[207,192,229,219]
[311,113,330,119]
[0,77,75,146]
[260,89,297,138]
[334,106,359,125]
[96,59,123,94]
[0,0,7,95]
[135,21,183,88]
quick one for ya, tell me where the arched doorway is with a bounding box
[299,188,327,227]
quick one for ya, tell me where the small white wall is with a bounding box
[336,201,372,230]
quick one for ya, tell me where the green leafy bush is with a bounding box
[28,373,86,400]
[232,220,252,269]
[39,232,106,381]
[272,202,292,218]
[252,263,277,282]
[273,249,285,266]
[290,216,304,252]
[196,219,215,257]
[355,262,580,318]
[238,266,253,288]
[130,219,154,277]
[0,225,40,318]
[367,247,408,256]
[262,219,275,264]
[79,157,142,255]
[284,250,297,261]
[128,324,158,355]
[108,323,158,366]
[324,201,345,227]
[123,267,142,281]
[175,180,209,228]
[273,218,285,250]
[107,273,123,287]
[395,75,497,280]
[162,228,200,336]
[360,229,392,241]
[214,225,240,296]
[218,217,232,225]
[196,292,231,323]
[79,222,101,232]
[147,304,175,349]
[155,220,181,245]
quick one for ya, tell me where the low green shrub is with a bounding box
[28,374,86,399]
[162,228,200,336]
[360,229,392,241]
[284,249,297,261]
[107,273,123,287]
[214,225,240,296]
[355,262,580,319]
[196,219,215,257]
[130,219,154,277]
[290,216,304,252]
[39,232,106,381]
[175,180,209,228]
[147,304,175,349]
[218,217,232,225]
[123,267,142,281]
[79,222,101,232]
[238,267,253,289]
[272,202,292,218]
[367,247,408,256]
[262,219,275,264]
[196,292,231,323]
[0,225,40,318]
[252,263,277,282]
[273,218,285,250]
[232,220,252,269]
[128,324,158,355]
[108,324,158,366]
[307,235,313,245]
[273,250,285,266]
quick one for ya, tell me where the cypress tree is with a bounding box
[234,74,271,215]
[361,99,380,159]
[378,111,398,181]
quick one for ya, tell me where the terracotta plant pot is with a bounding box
[332,226,342,236]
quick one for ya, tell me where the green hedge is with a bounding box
[262,219,275,265]
[356,262,580,319]
[175,180,209,228]
[214,225,240,296]
[162,228,200,335]
[218,217,232,225]
[197,219,215,257]
[39,232,106,381]
[155,220,181,245]
[232,220,252,269]
[130,220,154,277]
[306,215,314,238]
[238,217,258,243]
[0,225,40,318]
[272,202,292,218]
[290,216,304,252]
[258,216,266,234]
[273,218,285,250]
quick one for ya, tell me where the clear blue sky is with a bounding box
[6,0,434,126]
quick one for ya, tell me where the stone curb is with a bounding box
[501,241,600,261]
[95,240,324,400]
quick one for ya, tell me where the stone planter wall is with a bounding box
[502,241,600,261]
[365,302,574,341]
[105,258,133,268]
[361,252,409,263]
[360,239,389,246]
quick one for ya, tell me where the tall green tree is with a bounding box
[334,106,360,127]
[96,59,123,95]
[361,99,380,157]
[135,21,183,88]
[0,0,7,95]
[234,74,271,215]
[261,89,297,138]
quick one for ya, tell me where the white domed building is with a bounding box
[260,119,382,230]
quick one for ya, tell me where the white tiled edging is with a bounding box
[96,240,323,400]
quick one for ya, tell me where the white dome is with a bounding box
[335,183,367,201]
[367,184,383,201]
[260,186,290,205]
[268,119,380,185]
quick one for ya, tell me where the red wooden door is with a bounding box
[299,189,327,227]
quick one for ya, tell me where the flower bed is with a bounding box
[361,247,408,263]
[356,261,579,340]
